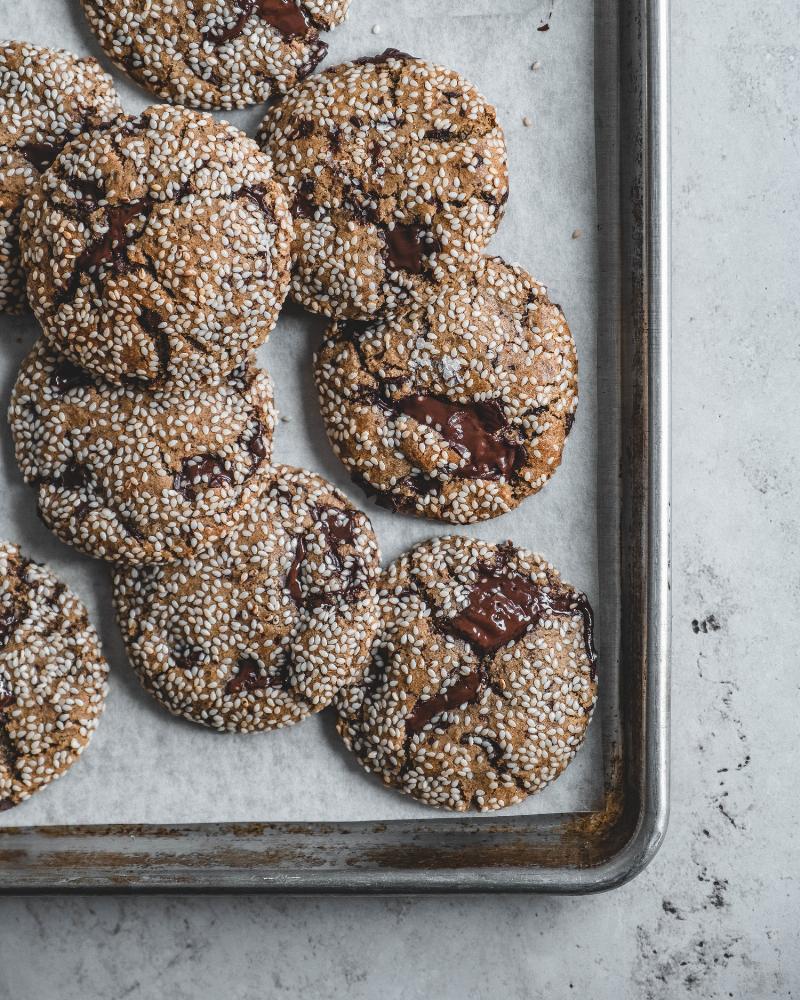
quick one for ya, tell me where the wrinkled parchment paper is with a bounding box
[0,0,615,823]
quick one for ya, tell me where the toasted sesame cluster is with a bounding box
[19,104,293,387]
[9,340,276,564]
[0,41,121,315]
[257,50,509,319]
[113,466,381,732]
[336,536,597,812]
[315,256,577,522]
[80,0,351,110]
[0,541,109,810]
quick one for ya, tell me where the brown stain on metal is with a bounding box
[0,756,632,877]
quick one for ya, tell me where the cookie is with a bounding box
[113,466,381,733]
[9,338,276,565]
[0,41,121,314]
[315,256,577,522]
[257,50,509,319]
[80,0,351,111]
[0,542,109,811]
[20,104,293,387]
[335,536,597,812]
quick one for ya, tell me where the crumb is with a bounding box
[537,23,550,32]
[572,229,582,239]
[372,23,381,34]
[280,415,292,423]
[692,614,721,634]
[531,61,542,71]
[522,116,533,127]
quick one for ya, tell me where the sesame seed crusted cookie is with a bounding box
[80,0,350,111]
[257,50,509,319]
[112,466,381,733]
[9,339,276,565]
[335,536,597,812]
[0,541,109,811]
[315,256,577,523]
[19,104,293,387]
[0,41,121,315]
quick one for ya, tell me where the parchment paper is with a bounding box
[0,0,613,824]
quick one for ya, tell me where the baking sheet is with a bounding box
[0,0,614,824]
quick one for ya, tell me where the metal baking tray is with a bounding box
[0,0,670,892]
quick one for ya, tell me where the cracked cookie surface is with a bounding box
[9,339,276,565]
[315,256,577,522]
[335,536,597,812]
[81,0,350,111]
[19,104,292,387]
[113,466,381,732]
[0,41,121,315]
[257,50,509,319]
[0,541,109,811]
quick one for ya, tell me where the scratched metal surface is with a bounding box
[0,0,670,890]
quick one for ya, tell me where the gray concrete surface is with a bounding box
[1,0,798,996]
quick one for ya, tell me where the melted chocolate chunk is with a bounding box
[286,534,307,605]
[401,568,595,747]
[383,223,425,273]
[228,360,250,384]
[137,307,163,335]
[46,582,67,611]
[339,318,373,344]
[240,185,275,220]
[286,506,364,607]
[351,472,405,512]
[353,49,413,65]
[134,307,171,378]
[56,198,151,304]
[292,179,317,219]
[50,359,92,396]
[296,37,329,77]
[440,565,596,670]
[0,675,13,709]
[317,506,358,547]
[365,644,389,695]
[542,589,598,675]
[118,514,145,542]
[243,420,268,465]
[174,646,204,671]
[19,141,60,173]
[70,175,106,209]
[53,462,90,492]
[565,411,575,436]
[225,655,269,694]
[81,199,150,272]
[445,569,540,655]
[205,0,310,44]
[461,732,504,767]
[406,665,487,735]
[328,126,343,153]
[396,395,525,480]
[0,609,21,650]
[423,129,467,142]
[353,463,438,512]
[173,455,233,501]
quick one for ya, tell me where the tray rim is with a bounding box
[0,0,671,894]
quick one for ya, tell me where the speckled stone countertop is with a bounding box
[0,0,798,996]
